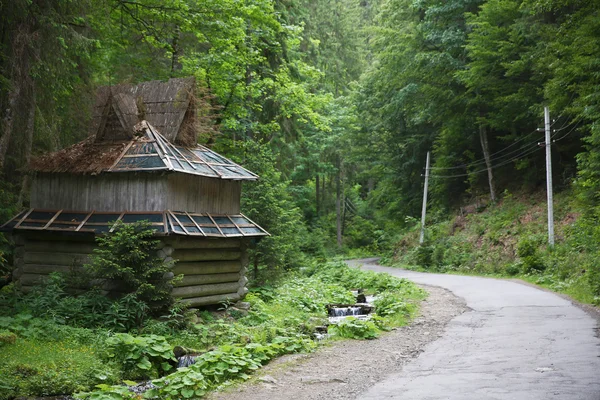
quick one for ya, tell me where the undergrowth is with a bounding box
[387,190,600,305]
[0,261,425,399]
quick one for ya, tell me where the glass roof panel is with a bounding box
[191,215,213,225]
[172,213,192,224]
[221,227,241,235]
[231,216,250,225]
[88,225,111,233]
[113,155,165,170]
[192,150,231,165]
[127,142,157,155]
[121,214,163,223]
[86,213,120,223]
[28,211,57,221]
[203,227,220,235]
[186,226,201,234]
[55,213,88,223]
[20,221,46,228]
[190,163,217,177]
[241,227,263,235]
[174,147,197,160]
[49,222,78,230]
[213,217,231,225]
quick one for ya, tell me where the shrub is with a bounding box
[85,221,177,316]
[328,317,379,340]
[373,291,414,317]
[517,237,546,274]
[104,333,175,380]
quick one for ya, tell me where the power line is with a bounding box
[428,128,540,171]
[428,142,543,179]
[551,119,582,142]
[429,105,574,172]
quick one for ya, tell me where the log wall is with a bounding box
[11,233,250,307]
[31,173,242,214]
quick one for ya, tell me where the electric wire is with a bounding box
[428,128,541,171]
[428,108,572,171]
[551,119,582,142]
[428,142,544,179]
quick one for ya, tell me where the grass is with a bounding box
[0,338,118,399]
[0,261,426,399]
[387,189,600,306]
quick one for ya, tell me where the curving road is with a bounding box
[351,259,600,400]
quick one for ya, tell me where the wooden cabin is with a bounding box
[0,77,268,307]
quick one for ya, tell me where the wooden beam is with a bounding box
[182,293,241,307]
[172,260,241,275]
[172,248,240,262]
[172,282,241,299]
[174,273,241,287]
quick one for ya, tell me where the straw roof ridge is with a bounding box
[30,135,129,175]
[91,77,197,144]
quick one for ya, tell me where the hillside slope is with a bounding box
[388,190,600,305]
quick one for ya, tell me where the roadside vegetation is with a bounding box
[0,224,425,400]
[385,189,600,306]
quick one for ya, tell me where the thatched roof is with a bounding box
[30,136,128,175]
[31,121,258,180]
[91,77,197,145]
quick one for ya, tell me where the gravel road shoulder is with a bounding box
[209,284,468,400]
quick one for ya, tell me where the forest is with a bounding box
[2,0,599,288]
[0,0,600,397]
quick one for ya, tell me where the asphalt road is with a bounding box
[351,259,600,400]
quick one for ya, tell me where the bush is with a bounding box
[328,317,379,340]
[373,291,414,317]
[517,237,545,274]
[104,333,175,380]
[85,221,177,316]
[2,274,150,332]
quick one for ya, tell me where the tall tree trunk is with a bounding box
[170,27,182,74]
[0,83,20,170]
[479,125,496,202]
[0,24,33,170]
[18,87,36,207]
[336,163,343,249]
[316,174,320,217]
[253,252,261,281]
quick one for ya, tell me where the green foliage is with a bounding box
[104,334,175,380]
[373,292,414,318]
[0,336,117,400]
[76,384,139,400]
[85,221,176,316]
[328,317,379,340]
[238,141,310,274]
[0,273,149,332]
[0,330,16,345]
[516,237,546,274]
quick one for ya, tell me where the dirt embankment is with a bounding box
[210,284,468,400]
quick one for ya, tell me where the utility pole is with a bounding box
[544,106,555,246]
[420,151,430,245]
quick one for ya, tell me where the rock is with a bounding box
[300,376,347,384]
[259,375,278,384]
[234,301,251,310]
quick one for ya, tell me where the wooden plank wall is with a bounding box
[12,234,95,293]
[163,237,249,307]
[12,234,250,307]
[31,173,241,214]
